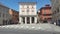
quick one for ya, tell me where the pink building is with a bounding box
[38,5,52,23]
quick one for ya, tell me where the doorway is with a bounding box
[32,17,34,23]
[22,17,25,24]
[27,17,30,24]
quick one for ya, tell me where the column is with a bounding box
[19,17,21,24]
[19,17,23,24]
[34,17,37,24]
[30,17,32,24]
[25,17,27,24]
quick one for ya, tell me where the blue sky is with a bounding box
[0,0,51,11]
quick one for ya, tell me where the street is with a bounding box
[0,23,60,34]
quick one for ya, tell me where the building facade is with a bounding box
[38,5,52,23]
[19,2,37,24]
[0,4,11,25]
[51,0,60,25]
[9,9,19,24]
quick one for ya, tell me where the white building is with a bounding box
[0,4,11,25]
[19,2,37,24]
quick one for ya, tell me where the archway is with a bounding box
[27,17,30,24]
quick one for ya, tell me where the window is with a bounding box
[27,9,29,12]
[44,10,46,14]
[6,14,7,18]
[43,14,52,16]
[22,10,24,12]
[43,14,46,16]
[32,10,34,12]
[22,5,24,8]
[54,11,56,14]
[3,13,5,17]
[15,15,18,17]
[27,6,29,8]
[13,14,14,16]
[0,13,1,17]
[46,14,52,16]
[57,8,59,13]
[32,6,34,8]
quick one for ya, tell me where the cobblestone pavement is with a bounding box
[0,29,60,34]
[0,23,60,32]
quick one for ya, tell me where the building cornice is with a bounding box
[18,2,37,4]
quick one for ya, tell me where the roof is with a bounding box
[0,3,10,9]
[40,5,51,11]
[10,9,19,13]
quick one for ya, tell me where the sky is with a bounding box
[0,0,51,11]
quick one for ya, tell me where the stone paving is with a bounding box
[0,23,60,32]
